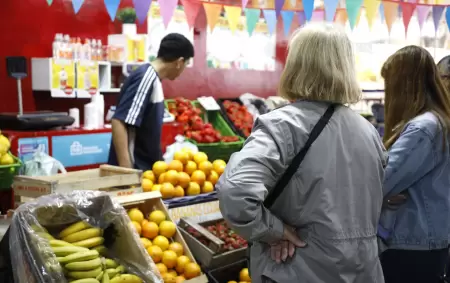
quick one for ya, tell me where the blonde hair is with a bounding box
[278,23,361,104]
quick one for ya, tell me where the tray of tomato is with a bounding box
[217,99,254,138]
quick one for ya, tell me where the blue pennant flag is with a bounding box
[379,3,384,23]
[72,0,85,14]
[446,7,450,32]
[432,6,445,32]
[263,9,277,35]
[105,0,121,21]
[302,0,315,21]
[281,10,294,36]
[324,0,339,21]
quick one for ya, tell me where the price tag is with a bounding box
[51,58,75,98]
[198,96,220,111]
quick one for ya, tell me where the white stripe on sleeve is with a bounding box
[129,71,156,125]
[125,67,153,124]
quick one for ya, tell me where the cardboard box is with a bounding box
[114,192,208,283]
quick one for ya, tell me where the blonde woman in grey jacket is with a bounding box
[217,23,386,283]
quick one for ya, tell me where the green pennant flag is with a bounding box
[47,0,53,5]
[245,8,261,36]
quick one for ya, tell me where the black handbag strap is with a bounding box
[264,104,337,208]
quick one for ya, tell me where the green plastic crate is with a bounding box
[164,99,244,161]
[0,152,22,190]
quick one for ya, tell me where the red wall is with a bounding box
[0,0,289,116]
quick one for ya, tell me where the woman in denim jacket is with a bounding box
[379,46,450,283]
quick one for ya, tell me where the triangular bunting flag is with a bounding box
[416,6,430,31]
[263,9,277,35]
[47,0,53,6]
[298,11,306,26]
[324,0,339,22]
[73,0,84,14]
[432,6,445,33]
[133,0,152,24]
[245,8,261,36]
[158,0,178,28]
[281,10,295,36]
[104,0,121,21]
[181,0,201,29]
[335,9,348,25]
[302,0,315,21]
[224,6,242,34]
[383,1,398,34]
[242,0,249,9]
[275,0,285,18]
[346,0,364,29]
[379,3,384,23]
[203,3,223,32]
[364,0,379,30]
[312,10,325,21]
[401,2,416,36]
[446,7,450,32]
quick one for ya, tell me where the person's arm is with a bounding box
[383,124,436,198]
[111,119,132,168]
[216,114,295,244]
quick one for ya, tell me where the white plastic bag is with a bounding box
[163,135,198,163]
[23,150,66,177]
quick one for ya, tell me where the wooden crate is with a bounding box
[13,165,142,199]
[114,192,208,283]
[178,216,247,269]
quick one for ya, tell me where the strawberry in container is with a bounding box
[222,100,254,137]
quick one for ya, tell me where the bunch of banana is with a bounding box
[59,221,105,249]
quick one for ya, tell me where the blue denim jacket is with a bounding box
[379,112,450,250]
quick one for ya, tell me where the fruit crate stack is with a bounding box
[165,98,245,161]
[217,99,254,138]
[178,216,248,269]
[115,192,209,283]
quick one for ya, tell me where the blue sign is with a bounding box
[52,133,111,167]
[18,137,49,163]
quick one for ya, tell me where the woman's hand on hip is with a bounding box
[270,224,306,263]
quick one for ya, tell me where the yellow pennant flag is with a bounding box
[364,0,379,30]
[203,3,223,32]
[224,6,242,33]
[383,1,398,34]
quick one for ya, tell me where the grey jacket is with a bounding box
[217,101,386,283]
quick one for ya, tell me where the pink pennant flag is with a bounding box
[401,2,416,36]
[242,0,249,9]
[181,0,201,29]
[416,5,430,31]
[158,0,178,28]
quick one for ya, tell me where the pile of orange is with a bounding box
[141,148,227,199]
[128,208,202,283]
[227,268,252,283]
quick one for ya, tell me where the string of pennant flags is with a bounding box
[47,0,450,36]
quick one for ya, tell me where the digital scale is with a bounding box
[0,57,74,131]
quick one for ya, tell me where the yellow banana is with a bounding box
[73,237,105,248]
[65,257,102,271]
[36,232,55,240]
[105,268,118,279]
[59,221,92,238]
[105,258,118,269]
[68,266,103,279]
[69,278,101,283]
[49,239,74,247]
[51,246,89,256]
[115,265,125,274]
[110,274,142,283]
[102,271,110,283]
[96,271,104,281]
[59,250,99,264]
[63,228,103,243]
[91,245,107,256]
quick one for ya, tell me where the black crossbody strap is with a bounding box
[263,104,337,208]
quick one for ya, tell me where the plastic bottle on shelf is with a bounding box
[73,37,82,60]
[52,34,61,59]
[91,94,105,128]
[97,40,103,62]
[91,39,98,61]
[63,35,71,59]
[82,39,91,61]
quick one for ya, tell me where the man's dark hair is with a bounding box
[157,33,194,62]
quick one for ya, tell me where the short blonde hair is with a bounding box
[278,23,361,104]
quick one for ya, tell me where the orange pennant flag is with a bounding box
[383,1,398,34]
[335,9,348,25]
[224,6,242,33]
[203,3,223,32]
